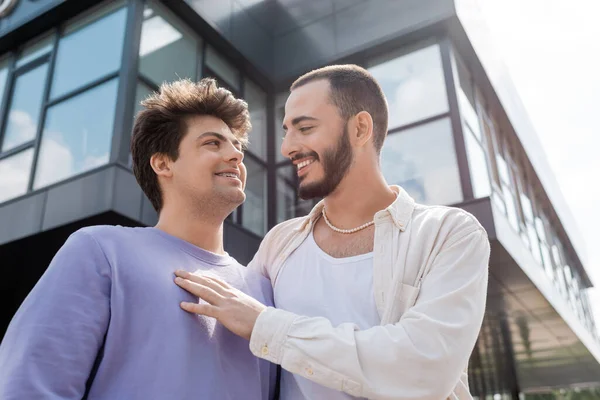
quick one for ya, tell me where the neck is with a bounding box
[322,166,395,229]
[155,201,228,255]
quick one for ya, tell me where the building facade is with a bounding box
[0,0,598,398]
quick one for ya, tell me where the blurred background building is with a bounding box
[0,1,598,398]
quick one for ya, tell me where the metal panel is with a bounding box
[334,0,454,61]
[0,0,65,38]
[41,167,115,231]
[231,1,273,76]
[273,13,336,80]
[185,0,233,38]
[0,191,45,245]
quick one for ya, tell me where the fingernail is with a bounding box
[175,277,183,284]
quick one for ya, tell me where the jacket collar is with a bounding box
[296,185,415,232]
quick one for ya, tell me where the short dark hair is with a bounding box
[290,64,388,153]
[131,78,251,212]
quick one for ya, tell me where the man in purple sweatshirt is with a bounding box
[0,78,275,399]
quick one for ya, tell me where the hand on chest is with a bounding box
[312,219,375,258]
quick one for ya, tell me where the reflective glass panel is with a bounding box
[139,3,199,85]
[464,126,492,199]
[242,158,266,236]
[51,6,126,99]
[369,44,448,129]
[245,80,267,160]
[381,118,462,205]
[34,79,119,188]
[0,149,34,203]
[205,46,240,90]
[2,63,48,152]
[16,32,54,68]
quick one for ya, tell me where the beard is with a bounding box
[297,121,353,200]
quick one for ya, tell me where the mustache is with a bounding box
[291,151,319,162]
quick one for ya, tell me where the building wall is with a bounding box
[186,0,456,82]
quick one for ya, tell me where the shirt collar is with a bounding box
[296,185,415,232]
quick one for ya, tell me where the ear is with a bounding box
[350,111,374,148]
[150,153,173,179]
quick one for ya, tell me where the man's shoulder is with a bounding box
[411,203,486,237]
[67,225,146,253]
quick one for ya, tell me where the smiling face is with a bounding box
[282,79,354,199]
[162,115,247,211]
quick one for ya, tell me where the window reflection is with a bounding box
[464,126,492,199]
[16,33,54,68]
[380,118,462,205]
[368,44,448,129]
[0,149,34,203]
[0,58,8,104]
[277,177,296,224]
[2,63,49,152]
[139,3,199,86]
[274,93,288,163]
[34,79,119,188]
[51,6,126,99]
[242,158,266,235]
[245,80,267,160]
[205,46,240,90]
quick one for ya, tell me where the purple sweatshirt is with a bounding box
[0,226,276,399]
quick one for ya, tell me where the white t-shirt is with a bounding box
[274,230,380,400]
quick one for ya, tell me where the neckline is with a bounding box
[307,230,374,265]
[147,228,234,266]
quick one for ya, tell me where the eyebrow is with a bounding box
[196,131,241,147]
[282,115,319,132]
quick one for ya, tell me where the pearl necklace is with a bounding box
[321,208,374,234]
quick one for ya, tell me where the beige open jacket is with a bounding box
[247,186,490,400]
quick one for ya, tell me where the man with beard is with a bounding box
[174,66,490,399]
[0,79,275,399]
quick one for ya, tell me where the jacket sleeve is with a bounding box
[249,225,490,400]
[0,230,111,400]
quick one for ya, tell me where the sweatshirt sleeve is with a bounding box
[0,230,112,400]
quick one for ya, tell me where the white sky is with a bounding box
[479,0,600,335]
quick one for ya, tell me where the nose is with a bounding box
[281,132,298,160]
[224,142,244,164]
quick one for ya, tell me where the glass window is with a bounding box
[0,57,11,112]
[535,216,548,243]
[496,153,510,184]
[278,163,296,183]
[540,243,554,281]
[34,79,119,189]
[482,116,501,188]
[205,46,240,90]
[16,32,54,68]
[51,6,126,99]
[503,188,520,232]
[139,3,199,86]
[242,158,266,236]
[245,80,267,160]
[520,193,534,222]
[368,44,448,129]
[1,63,49,152]
[381,118,462,205]
[274,93,288,162]
[458,88,481,141]
[464,126,491,199]
[277,177,296,224]
[133,82,153,120]
[0,149,34,203]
